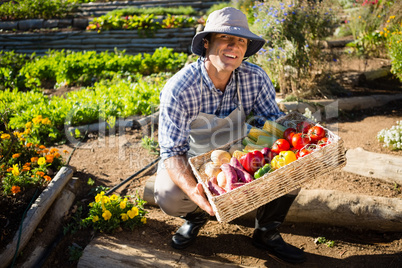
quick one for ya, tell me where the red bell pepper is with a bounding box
[239,150,265,175]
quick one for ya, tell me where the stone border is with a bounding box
[0,18,88,31]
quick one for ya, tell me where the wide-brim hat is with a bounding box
[191,7,266,58]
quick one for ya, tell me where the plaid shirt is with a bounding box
[158,58,284,160]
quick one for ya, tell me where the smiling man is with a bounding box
[154,7,306,264]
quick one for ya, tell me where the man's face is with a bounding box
[204,33,248,73]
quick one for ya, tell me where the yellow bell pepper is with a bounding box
[271,151,297,170]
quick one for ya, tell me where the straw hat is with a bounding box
[191,7,266,57]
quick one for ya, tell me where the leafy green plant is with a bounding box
[250,0,339,95]
[382,16,402,82]
[81,192,147,233]
[141,135,159,155]
[377,120,402,150]
[314,236,335,247]
[68,243,83,262]
[17,48,186,90]
[107,6,197,17]
[0,0,79,21]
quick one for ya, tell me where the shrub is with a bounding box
[250,0,338,95]
[0,108,66,196]
[81,191,147,233]
[381,14,402,81]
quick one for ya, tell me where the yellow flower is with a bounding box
[101,196,110,204]
[110,194,118,201]
[127,207,139,219]
[11,185,21,194]
[89,202,94,207]
[358,16,361,19]
[1,133,10,140]
[12,153,21,158]
[92,215,99,222]
[24,128,31,135]
[25,122,32,129]
[141,217,147,224]
[38,157,46,166]
[390,16,395,19]
[121,213,128,221]
[95,194,102,203]
[12,164,19,176]
[120,201,127,210]
[102,210,112,221]
[42,118,51,125]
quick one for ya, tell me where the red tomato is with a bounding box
[291,133,311,150]
[317,137,331,148]
[283,127,297,143]
[271,139,290,154]
[307,126,326,143]
[296,148,313,158]
[296,121,314,133]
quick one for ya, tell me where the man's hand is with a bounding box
[165,156,215,216]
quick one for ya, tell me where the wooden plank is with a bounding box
[343,147,402,184]
[0,166,75,268]
[77,236,247,268]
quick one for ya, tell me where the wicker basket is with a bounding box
[188,111,347,223]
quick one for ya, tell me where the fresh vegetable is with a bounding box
[271,138,291,154]
[211,150,231,165]
[229,143,244,155]
[208,177,226,196]
[255,135,278,148]
[232,150,247,161]
[220,164,239,191]
[248,127,272,142]
[271,151,297,169]
[216,171,227,188]
[296,121,314,133]
[230,157,254,183]
[239,150,265,175]
[242,136,265,149]
[283,127,297,143]
[254,163,273,179]
[291,133,311,150]
[263,120,287,138]
[296,147,313,158]
[261,147,276,163]
[317,137,331,148]
[204,162,221,178]
[307,125,326,143]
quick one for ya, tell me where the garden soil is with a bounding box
[2,58,402,267]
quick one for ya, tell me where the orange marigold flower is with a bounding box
[63,150,69,154]
[50,148,59,153]
[7,167,13,172]
[26,142,33,147]
[36,171,45,177]
[22,166,31,172]
[24,162,31,167]
[12,153,21,158]
[54,152,61,158]
[44,175,51,181]
[11,186,21,194]
[43,149,49,154]
[46,154,54,163]
[31,157,39,163]
[39,145,46,149]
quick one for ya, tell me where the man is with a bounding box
[154,7,306,264]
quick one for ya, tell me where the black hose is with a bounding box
[105,156,160,196]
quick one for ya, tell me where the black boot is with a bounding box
[252,194,306,264]
[171,207,209,249]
